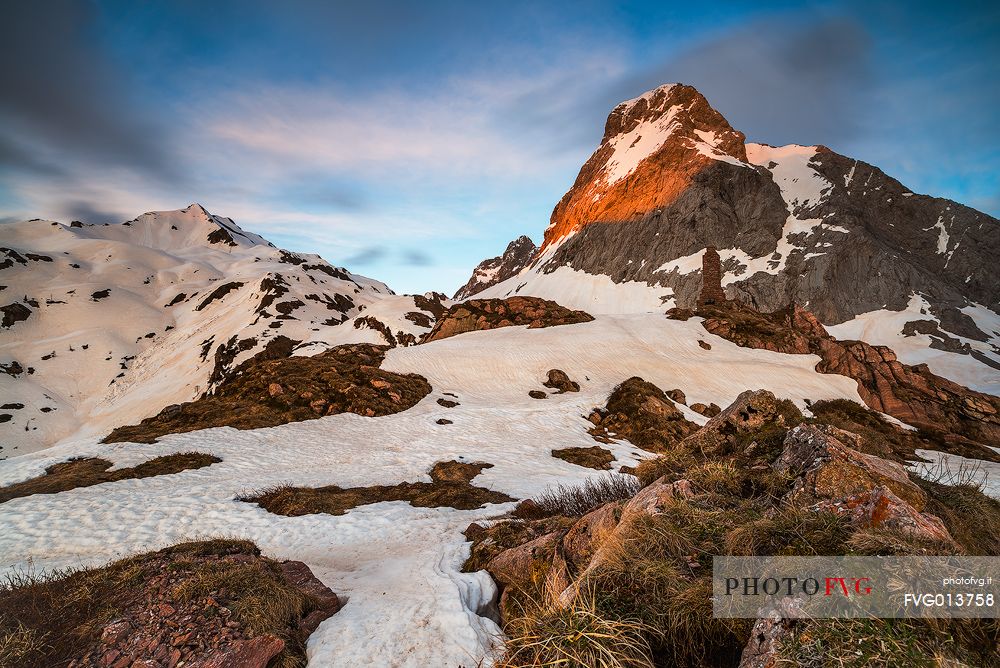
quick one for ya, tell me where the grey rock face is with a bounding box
[454,235,537,299]
[456,84,999,379]
[539,150,999,331]
[540,158,789,308]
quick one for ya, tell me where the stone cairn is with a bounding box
[698,246,727,307]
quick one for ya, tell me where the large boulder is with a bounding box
[775,424,956,546]
[543,369,580,393]
[554,477,696,607]
[561,502,621,572]
[812,485,955,546]
[487,531,564,616]
[279,561,341,635]
[684,389,785,454]
[775,424,926,510]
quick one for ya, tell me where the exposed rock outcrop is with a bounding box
[700,301,1000,450]
[104,343,431,443]
[422,296,593,343]
[469,387,998,667]
[775,424,927,509]
[551,446,615,470]
[1,540,339,668]
[698,246,727,307]
[775,424,956,546]
[542,84,754,251]
[684,389,790,455]
[739,616,795,668]
[0,302,31,328]
[587,376,700,452]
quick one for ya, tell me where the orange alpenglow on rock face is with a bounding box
[541,83,747,251]
[698,246,727,307]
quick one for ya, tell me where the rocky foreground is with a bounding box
[0,540,341,668]
[468,389,1000,667]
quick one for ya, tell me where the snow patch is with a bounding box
[602,103,685,185]
[745,143,832,213]
[477,265,673,314]
[924,215,950,255]
[827,294,1000,395]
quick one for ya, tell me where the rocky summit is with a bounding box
[464,83,999,394]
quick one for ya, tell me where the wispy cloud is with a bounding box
[197,60,622,182]
[0,1,181,181]
[1,2,996,295]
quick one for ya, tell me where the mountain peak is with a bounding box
[454,234,537,299]
[542,83,748,251]
[182,202,211,218]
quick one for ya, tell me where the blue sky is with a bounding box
[1,1,997,294]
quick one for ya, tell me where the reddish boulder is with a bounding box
[561,502,622,572]
[666,388,686,405]
[776,424,926,510]
[279,560,341,635]
[812,485,955,546]
[186,635,284,668]
[685,390,783,454]
[543,369,580,393]
[423,296,593,342]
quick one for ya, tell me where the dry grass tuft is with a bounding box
[579,511,750,667]
[633,447,699,487]
[915,476,1000,556]
[497,590,655,668]
[781,618,1000,668]
[171,559,311,638]
[515,474,640,519]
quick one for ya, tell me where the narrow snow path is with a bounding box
[0,315,863,666]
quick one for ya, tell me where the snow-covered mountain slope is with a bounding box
[453,235,536,299]
[0,312,866,666]
[0,205,442,455]
[462,83,1000,395]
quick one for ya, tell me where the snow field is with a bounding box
[0,314,864,666]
